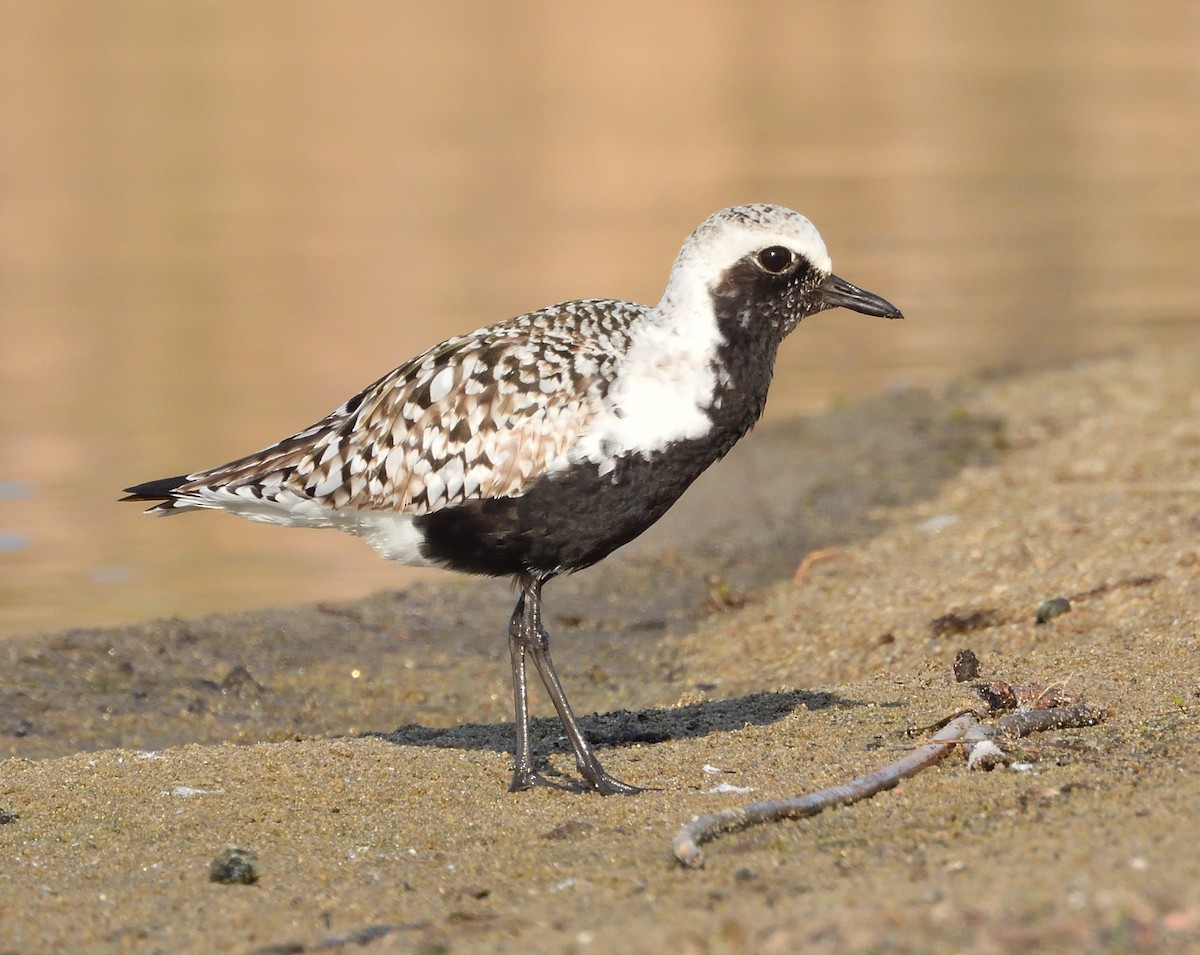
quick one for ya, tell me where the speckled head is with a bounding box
[679,204,833,278]
[661,203,902,336]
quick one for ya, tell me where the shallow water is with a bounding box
[1,2,1198,638]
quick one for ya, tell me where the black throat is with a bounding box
[703,258,816,440]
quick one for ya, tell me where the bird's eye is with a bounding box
[756,246,795,274]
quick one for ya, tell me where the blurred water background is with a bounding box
[2,2,1198,638]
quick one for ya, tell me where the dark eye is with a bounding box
[756,246,795,274]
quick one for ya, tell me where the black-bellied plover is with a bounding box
[124,204,902,794]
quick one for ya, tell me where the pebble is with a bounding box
[1035,597,1072,624]
[209,846,260,885]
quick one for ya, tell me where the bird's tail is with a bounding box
[120,474,192,513]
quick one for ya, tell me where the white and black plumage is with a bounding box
[124,204,902,794]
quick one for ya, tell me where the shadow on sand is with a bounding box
[366,688,866,758]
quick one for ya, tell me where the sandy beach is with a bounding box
[3,346,1199,954]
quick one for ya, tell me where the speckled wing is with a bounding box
[154,302,642,518]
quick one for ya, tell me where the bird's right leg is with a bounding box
[506,593,546,792]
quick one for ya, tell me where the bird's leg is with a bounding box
[506,587,590,792]
[518,574,643,796]
[506,594,551,792]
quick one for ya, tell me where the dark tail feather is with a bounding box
[121,474,191,503]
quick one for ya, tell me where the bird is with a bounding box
[123,204,902,795]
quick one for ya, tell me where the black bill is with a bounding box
[818,273,903,319]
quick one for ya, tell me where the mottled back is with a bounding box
[158,301,644,517]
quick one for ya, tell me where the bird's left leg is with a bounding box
[519,573,643,795]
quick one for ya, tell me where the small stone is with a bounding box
[0,809,18,825]
[1035,597,1072,624]
[953,648,981,682]
[209,846,259,885]
[220,665,265,699]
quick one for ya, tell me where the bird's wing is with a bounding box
[154,303,639,516]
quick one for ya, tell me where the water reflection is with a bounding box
[1,2,1197,638]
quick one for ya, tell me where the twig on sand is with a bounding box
[792,549,860,584]
[673,701,1105,868]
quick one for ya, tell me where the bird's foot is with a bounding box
[508,766,575,793]
[508,763,644,795]
[582,769,645,796]
[575,753,646,795]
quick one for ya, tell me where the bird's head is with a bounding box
[663,204,903,339]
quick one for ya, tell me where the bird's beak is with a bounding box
[818,274,903,319]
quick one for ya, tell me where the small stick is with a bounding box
[673,713,978,868]
[977,702,1106,740]
[792,549,859,585]
[673,703,1104,868]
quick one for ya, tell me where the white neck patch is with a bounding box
[569,205,832,471]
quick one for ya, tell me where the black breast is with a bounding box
[413,428,742,578]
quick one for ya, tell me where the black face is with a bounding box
[709,246,825,340]
[711,245,903,340]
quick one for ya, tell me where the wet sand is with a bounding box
[2,346,1199,953]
